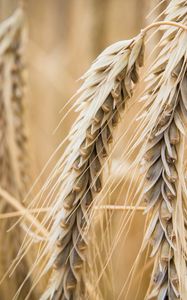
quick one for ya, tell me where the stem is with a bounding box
[0,208,49,219]
[95,205,145,211]
[141,21,187,35]
[0,204,145,219]
[0,187,48,237]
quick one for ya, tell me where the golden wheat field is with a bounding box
[0,0,187,299]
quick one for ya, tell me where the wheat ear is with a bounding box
[140,2,187,299]
[143,62,187,300]
[0,8,36,300]
[34,34,145,300]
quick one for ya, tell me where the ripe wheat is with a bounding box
[0,8,36,300]
[37,34,144,300]
[1,1,187,300]
[140,1,187,299]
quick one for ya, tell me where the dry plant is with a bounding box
[17,34,145,300]
[1,1,187,300]
[44,35,144,300]
[0,7,36,300]
[106,1,187,299]
[140,2,187,299]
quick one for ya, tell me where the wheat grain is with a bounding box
[140,1,187,298]
[143,65,187,300]
[7,2,187,299]
[26,33,145,300]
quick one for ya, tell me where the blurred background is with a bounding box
[0,1,166,299]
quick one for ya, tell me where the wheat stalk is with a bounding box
[7,3,187,299]
[0,8,37,300]
[24,33,145,300]
[139,1,187,299]
[143,64,187,299]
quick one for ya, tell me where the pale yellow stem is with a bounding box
[0,208,49,219]
[0,187,48,237]
[0,203,145,220]
[142,21,187,35]
[95,205,145,211]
